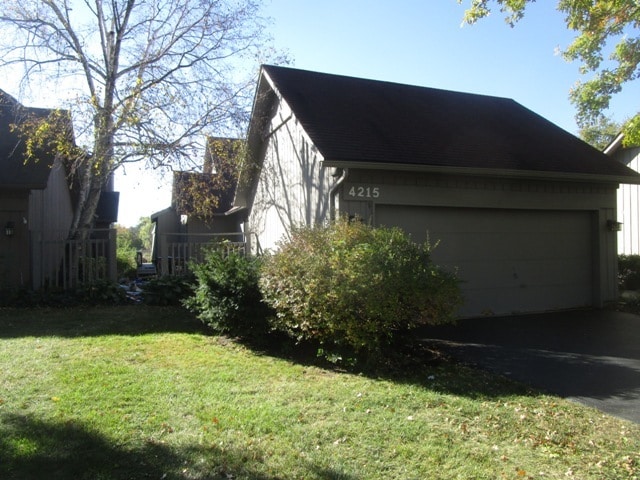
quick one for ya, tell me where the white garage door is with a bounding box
[375,206,594,317]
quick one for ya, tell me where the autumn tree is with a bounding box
[172,137,243,223]
[459,0,640,146]
[0,0,280,238]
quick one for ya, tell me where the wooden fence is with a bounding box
[154,232,255,276]
[31,228,117,290]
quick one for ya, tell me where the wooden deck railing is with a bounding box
[155,232,252,276]
[31,229,117,289]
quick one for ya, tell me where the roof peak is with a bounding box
[261,64,515,104]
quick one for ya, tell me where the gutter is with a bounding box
[603,132,625,156]
[322,160,640,185]
[329,167,349,221]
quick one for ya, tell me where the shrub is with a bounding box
[0,282,128,307]
[74,280,129,305]
[619,254,640,291]
[116,231,138,279]
[184,249,270,338]
[259,220,462,363]
[141,275,195,306]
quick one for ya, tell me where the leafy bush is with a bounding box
[116,230,138,279]
[74,280,129,305]
[141,275,195,306]
[259,220,462,363]
[185,249,270,338]
[619,254,640,290]
[0,281,128,307]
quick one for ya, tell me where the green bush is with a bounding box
[259,220,462,364]
[116,231,138,279]
[0,281,128,307]
[184,249,270,338]
[141,275,195,306]
[619,254,640,290]
[74,280,129,305]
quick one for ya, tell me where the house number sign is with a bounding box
[345,185,380,200]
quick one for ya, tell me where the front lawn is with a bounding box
[1,306,638,479]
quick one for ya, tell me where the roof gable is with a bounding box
[0,89,60,189]
[260,65,639,182]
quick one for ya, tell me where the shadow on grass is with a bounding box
[240,332,539,401]
[0,306,537,401]
[0,306,210,339]
[0,413,358,480]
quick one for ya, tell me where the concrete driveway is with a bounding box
[420,309,640,424]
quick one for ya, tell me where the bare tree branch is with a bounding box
[0,0,283,238]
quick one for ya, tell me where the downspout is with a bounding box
[329,167,349,221]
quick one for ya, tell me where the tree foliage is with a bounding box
[459,0,640,145]
[0,0,280,238]
[579,115,622,150]
[115,216,153,277]
[172,137,243,223]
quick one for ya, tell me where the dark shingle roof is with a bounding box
[261,65,638,180]
[0,89,56,189]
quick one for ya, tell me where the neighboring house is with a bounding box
[151,137,244,274]
[0,89,119,291]
[234,65,640,317]
[604,133,640,254]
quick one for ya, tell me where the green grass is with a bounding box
[1,306,638,479]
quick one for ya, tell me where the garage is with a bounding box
[375,205,594,317]
[242,65,640,317]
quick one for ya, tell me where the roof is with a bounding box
[0,89,57,189]
[95,191,120,225]
[257,65,640,183]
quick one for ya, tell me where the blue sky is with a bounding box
[6,1,640,226]
[264,0,638,132]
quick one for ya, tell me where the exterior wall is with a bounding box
[29,158,74,289]
[338,170,619,309]
[151,208,181,270]
[0,191,30,289]
[247,102,334,252]
[187,216,241,238]
[152,208,244,275]
[615,147,640,254]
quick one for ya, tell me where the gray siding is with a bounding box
[616,147,640,254]
[248,101,334,252]
[28,158,74,289]
[0,191,30,289]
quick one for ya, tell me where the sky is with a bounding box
[5,1,640,226]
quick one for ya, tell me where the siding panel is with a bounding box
[617,148,640,254]
[249,106,333,251]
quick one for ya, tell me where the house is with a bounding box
[604,133,640,254]
[151,137,244,275]
[0,89,119,291]
[234,65,640,317]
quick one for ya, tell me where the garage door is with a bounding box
[375,206,594,317]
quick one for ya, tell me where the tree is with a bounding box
[579,116,622,150]
[0,0,281,238]
[172,137,243,223]
[458,0,640,146]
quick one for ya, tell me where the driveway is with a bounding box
[420,309,640,424]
